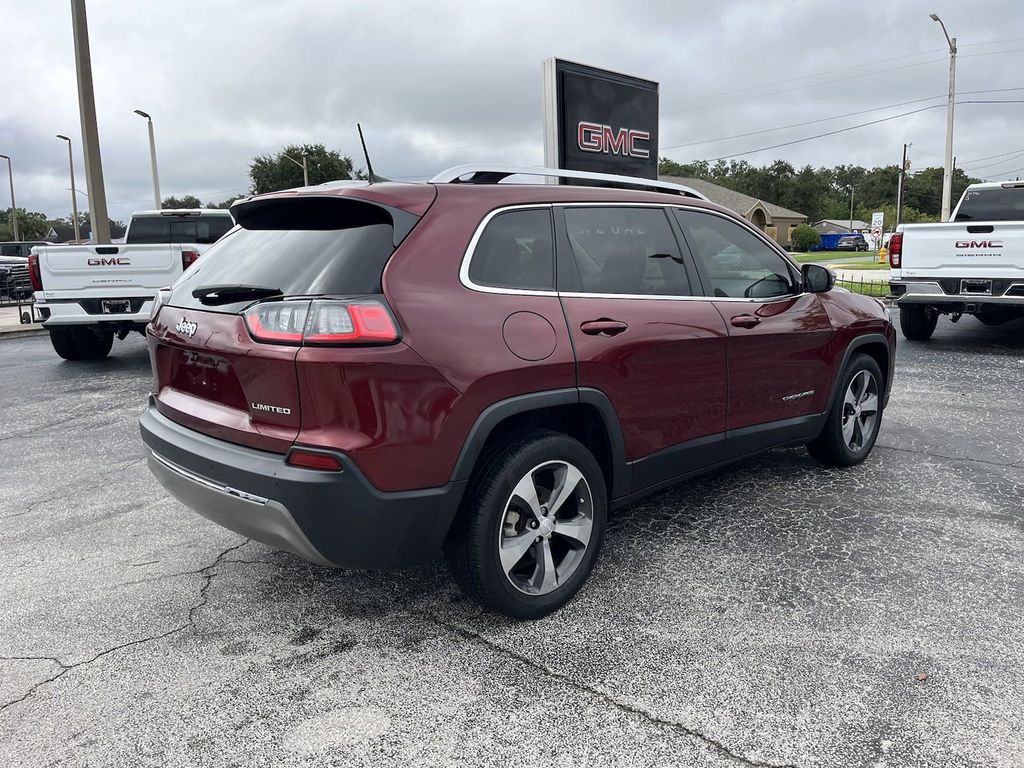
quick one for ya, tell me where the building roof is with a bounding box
[658,176,807,221]
[815,219,870,230]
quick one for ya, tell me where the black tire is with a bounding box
[49,327,114,361]
[807,353,884,467]
[899,305,938,341]
[444,430,608,620]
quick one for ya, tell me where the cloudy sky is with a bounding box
[2,0,1023,223]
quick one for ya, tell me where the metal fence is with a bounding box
[834,275,890,298]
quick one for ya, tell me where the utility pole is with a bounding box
[283,152,309,187]
[56,135,82,244]
[134,110,161,209]
[896,142,911,227]
[848,185,855,231]
[931,13,956,221]
[0,154,19,240]
[70,0,111,243]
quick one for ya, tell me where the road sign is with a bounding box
[871,211,884,230]
[871,226,882,238]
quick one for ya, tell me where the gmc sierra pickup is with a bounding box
[890,181,1024,340]
[30,209,233,360]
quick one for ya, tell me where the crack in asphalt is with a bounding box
[0,539,251,715]
[1,458,148,521]
[424,613,798,768]
[875,442,1024,470]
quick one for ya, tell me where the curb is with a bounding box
[0,325,46,339]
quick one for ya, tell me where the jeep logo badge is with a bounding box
[176,317,198,338]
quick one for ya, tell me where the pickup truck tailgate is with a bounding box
[38,244,181,292]
[900,222,1024,279]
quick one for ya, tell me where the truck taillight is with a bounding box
[243,298,400,346]
[181,249,200,271]
[888,233,902,268]
[28,253,42,291]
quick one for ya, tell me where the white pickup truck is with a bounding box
[890,181,1024,340]
[29,209,234,360]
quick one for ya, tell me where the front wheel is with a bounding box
[807,353,884,467]
[899,305,938,341]
[445,431,608,619]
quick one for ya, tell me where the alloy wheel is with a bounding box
[497,460,594,596]
[842,369,879,452]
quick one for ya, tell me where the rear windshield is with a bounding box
[168,198,400,313]
[954,187,1024,221]
[127,215,234,244]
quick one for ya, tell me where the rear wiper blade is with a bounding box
[192,284,283,305]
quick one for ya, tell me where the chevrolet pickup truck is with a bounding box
[30,209,233,360]
[890,181,1024,340]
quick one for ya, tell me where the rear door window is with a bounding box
[467,208,554,291]
[128,215,234,244]
[954,187,1024,221]
[562,207,694,296]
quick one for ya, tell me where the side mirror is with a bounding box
[802,263,834,293]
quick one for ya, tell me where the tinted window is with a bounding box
[563,207,692,296]
[675,209,796,299]
[954,187,1024,221]
[170,201,397,313]
[127,215,234,244]
[468,209,554,290]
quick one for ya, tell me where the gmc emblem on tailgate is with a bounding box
[88,257,131,266]
[955,240,1002,248]
[577,121,651,159]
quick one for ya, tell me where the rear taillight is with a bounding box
[888,233,902,268]
[181,249,200,271]
[243,298,399,346]
[286,448,344,471]
[28,253,42,291]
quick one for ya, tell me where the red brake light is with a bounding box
[244,298,399,346]
[287,449,343,471]
[28,253,42,291]
[181,249,200,271]
[888,233,902,268]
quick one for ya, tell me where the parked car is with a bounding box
[30,209,234,360]
[0,255,31,301]
[140,165,896,619]
[1,241,53,258]
[891,181,1024,339]
[836,234,869,252]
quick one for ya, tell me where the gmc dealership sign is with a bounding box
[543,58,659,179]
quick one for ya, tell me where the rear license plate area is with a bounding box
[961,279,992,295]
[101,299,131,314]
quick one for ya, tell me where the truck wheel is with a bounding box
[807,353,884,467]
[444,430,607,619]
[49,327,114,361]
[899,305,938,341]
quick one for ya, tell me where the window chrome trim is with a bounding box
[459,202,807,302]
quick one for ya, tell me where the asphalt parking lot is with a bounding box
[2,316,1023,768]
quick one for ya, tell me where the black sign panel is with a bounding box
[553,60,659,180]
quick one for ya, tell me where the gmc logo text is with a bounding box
[577,122,651,159]
[88,257,131,266]
[954,240,1002,248]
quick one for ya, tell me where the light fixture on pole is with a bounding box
[930,13,957,221]
[0,154,19,241]
[56,135,82,244]
[283,152,309,187]
[133,109,162,209]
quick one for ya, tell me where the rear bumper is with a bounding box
[890,279,1024,306]
[36,298,153,327]
[139,401,465,569]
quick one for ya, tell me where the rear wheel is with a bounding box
[807,353,884,467]
[899,305,938,341]
[445,430,607,619]
[49,327,114,360]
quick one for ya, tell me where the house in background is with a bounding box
[659,175,808,249]
[813,219,869,235]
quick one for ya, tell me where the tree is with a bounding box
[162,194,203,209]
[207,194,245,209]
[249,143,356,194]
[791,224,821,252]
[0,208,51,240]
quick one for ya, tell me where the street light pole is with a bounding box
[134,109,161,209]
[931,13,957,221]
[0,154,19,240]
[283,153,309,187]
[56,135,82,244]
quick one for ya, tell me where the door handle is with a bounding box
[730,314,761,329]
[580,319,628,336]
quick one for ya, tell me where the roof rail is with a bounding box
[429,164,707,200]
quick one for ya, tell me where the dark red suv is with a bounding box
[140,166,895,619]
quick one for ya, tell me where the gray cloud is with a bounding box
[1,0,1022,223]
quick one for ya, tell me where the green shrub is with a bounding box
[791,224,821,252]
